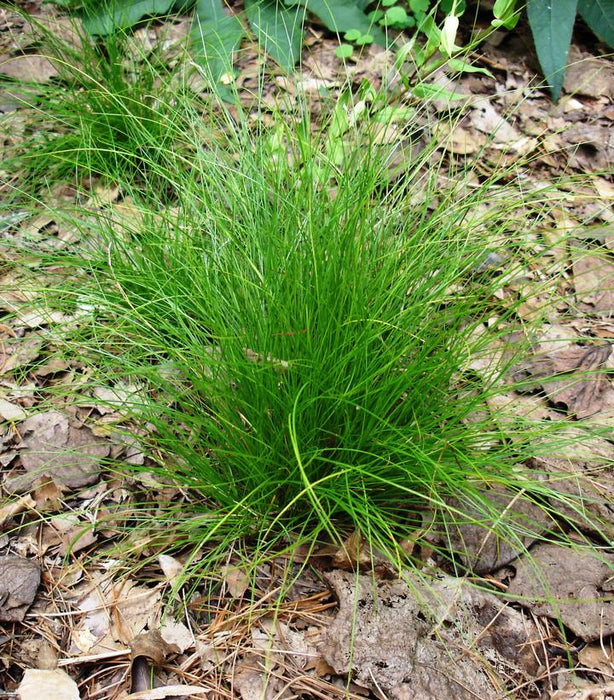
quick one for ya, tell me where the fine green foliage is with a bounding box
[528,0,614,100]
[3,28,187,192]
[4,25,612,588]
[6,71,611,579]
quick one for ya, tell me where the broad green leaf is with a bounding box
[383,6,408,25]
[344,28,362,40]
[192,0,244,90]
[301,0,386,45]
[527,0,578,101]
[410,0,429,11]
[355,33,373,44]
[578,0,614,47]
[81,0,176,35]
[492,0,520,28]
[493,0,516,15]
[335,43,354,58]
[244,0,305,70]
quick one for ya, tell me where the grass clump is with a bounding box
[3,25,610,579]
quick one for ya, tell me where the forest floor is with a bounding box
[1,2,614,699]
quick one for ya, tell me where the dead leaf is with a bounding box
[0,493,35,526]
[564,50,614,100]
[0,53,58,82]
[232,654,283,700]
[551,680,614,700]
[514,344,612,418]
[130,630,179,693]
[158,554,184,588]
[573,250,614,315]
[531,455,614,540]
[565,123,614,171]
[70,574,162,654]
[444,488,552,574]
[507,543,614,642]
[0,396,27,421]
[0,333,44,375]
[323,570,542,698]
[221,564,249,598]
[0,555,40,622]
[17,668,79,700]
[110,582,163,645]
[160,620,194,654]
[131,629,179,667]
[122,686,209,699]
[17,410,109,488]
[578,642,614,674]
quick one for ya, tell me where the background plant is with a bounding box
[527,0,614,100]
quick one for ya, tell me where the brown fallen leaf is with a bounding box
[0,493,35,527]
[514,343,612,418]
[130,630,180,694]
[221,564,249,598]
[0,396,27,421]
[551,680,614,700]
[17,410,109,489]
[0,555,41,622]
[573,250,614,315]
[121,686,209,699]
[0,333,44,375]
[564,50,614,100]
[507,544,614,642]
[323,569,544,698]
[578,642,614,675]
[0,53,58,82]
[444,487,552,574]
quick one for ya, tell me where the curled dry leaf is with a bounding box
[130,629,180,694]
[0,493,35,527]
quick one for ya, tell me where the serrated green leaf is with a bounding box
[578,0,614,47]
[81,0,176,35]
[527,0,578,101]
[244,0,305,70]
[192,0,244,93]
[300,0,386,45]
